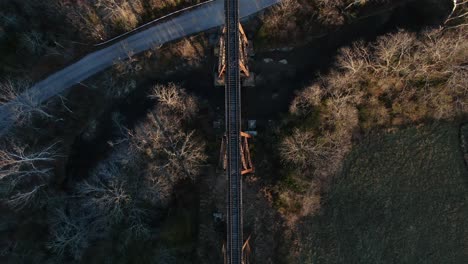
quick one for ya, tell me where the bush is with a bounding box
[258,0,396,46]
[132,83,206,184]
[275,23,467,224]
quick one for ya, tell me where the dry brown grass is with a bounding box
[296,123,468,263]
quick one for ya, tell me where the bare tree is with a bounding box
[150,84,182,109]
[0,26,4,41]
[152,246,177,264]
[335,40,374,75]
[280,129,340,171]
[132,83,206,182]
[0,12,19,28]
[280,129,316,169]
[0,78,54,126]
[4,184,47,211]
[47,208,89,260]
[95,0,141,32]
[132,111,206,180]
[0,12,17,42]
[19,31,45,56]
[43,83,206,260]
[0,141,58,185]
[73,154,151,246]
[161,128,207,179]
[149,83,198,120]
[316,0,347,26]
[371,30,415,75]
[327,28,467,124]
[282,25,467,187]
[141,169,172,206]
[128,83,206,210]
[444,0,468,28]
[260,0,303,43]
[76,178,129,224]
[289,85,322,116]
[112,41,142,76]
[0,141,59,211]
[57,1,106,41]
[122,204,150,244]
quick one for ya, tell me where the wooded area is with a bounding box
[0,0,466,263]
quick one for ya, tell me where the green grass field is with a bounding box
[305,123,468,263]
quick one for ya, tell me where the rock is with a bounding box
[263,58,273,63]
[82,119,98,141]
[213,212,222,222]
[213,120,222,129]
[255,74,263,83]
[248,120,257,130]
[280,47,293,52]
[208,33,218,45]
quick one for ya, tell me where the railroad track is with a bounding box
[224,0,243,263]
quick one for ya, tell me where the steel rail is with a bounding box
[224,0,242,263]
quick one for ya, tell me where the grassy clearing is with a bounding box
[301,123,468,263]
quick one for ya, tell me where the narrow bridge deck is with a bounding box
[224,0,243,263]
